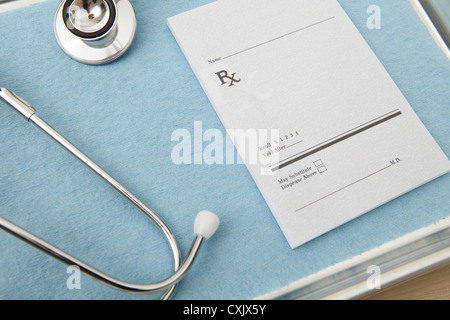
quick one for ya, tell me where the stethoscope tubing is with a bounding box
[0,87,210,299]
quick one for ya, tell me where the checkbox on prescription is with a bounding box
[314,159,323,167]
[318,166,327,173]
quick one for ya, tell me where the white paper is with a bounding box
[168,0,450,248]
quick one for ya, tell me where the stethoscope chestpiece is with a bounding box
[54,0,137,65]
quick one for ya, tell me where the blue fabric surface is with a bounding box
[0,0,448,300]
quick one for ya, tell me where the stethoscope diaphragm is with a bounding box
[54,0,137,64]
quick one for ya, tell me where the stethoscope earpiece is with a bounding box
[54,0,137,64]
[0,1,219,300]
[0,87,221,300]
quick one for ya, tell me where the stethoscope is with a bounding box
[0,0,220,299]
[54,0,137,64]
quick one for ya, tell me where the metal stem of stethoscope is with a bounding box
[0,87,220,299]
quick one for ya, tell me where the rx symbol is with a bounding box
[216,70,241,87]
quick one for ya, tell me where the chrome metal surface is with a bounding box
[68,0,111,34]
[54,0,136,64]
[0,216,204,295]
[0,88,209,299]
[0,87,35,120]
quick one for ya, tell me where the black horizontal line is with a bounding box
[286,140,303,149]
[295,164,393,212]
[222,16,335,60]
[272,110,402,172]
[276,109,400,165]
